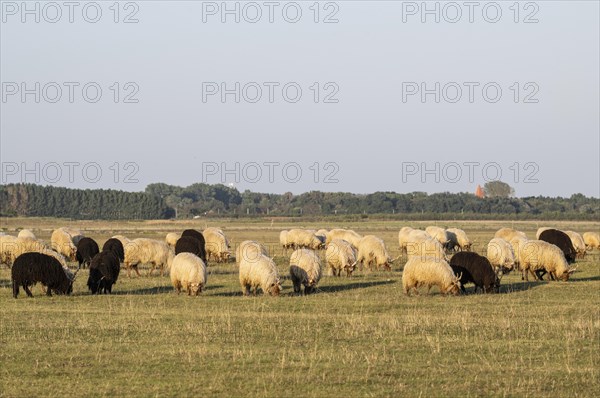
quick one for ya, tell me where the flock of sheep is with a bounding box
[1,225,599,298]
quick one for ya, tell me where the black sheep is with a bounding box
[176,234,207,263]
[12,252,76,298]
[87,250,121,294]
[449,252,499,293]
[539,229,577,264]
[449,264,474,294]
[102,238,125,262]
[76,237,100,268]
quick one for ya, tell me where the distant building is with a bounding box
[475,185,485,198]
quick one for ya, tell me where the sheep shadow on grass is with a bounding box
[569,275,600,283]
[499,280,548,294]
[0,279,13,289]
[114,286,174,295]
[317,279,396,294]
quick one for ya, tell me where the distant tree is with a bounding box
[484,181,515,198]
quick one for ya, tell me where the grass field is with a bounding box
[1,218,599,397]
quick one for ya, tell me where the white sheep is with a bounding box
[203,228,231,263]
[236,240,269,265]
[51,228,78,261]
[356,235,396,271]
[326,239,358,277]
[398,227,414,251]
[239,254,281,296]
[111,235,131,246]
[325,229,363,247]
[517,240,576,282]
[286,229,324,250]
[446,228,472,251]
[564,231,586,259]
[60,227,85,245]
[583,232,600,250]
[165,232,180,249]
[402,256,462,296]
[0,234,18,265]
[405,230,446,260]
[17,229,36,240]
[315,229,329,242]
[123,238,174,277]
[170,252,207,296]
[289,248,322,294]
[425,226,449,249]
[495,227,527,242]
[280,230,290,253]
[487,238,516,277]
[1,236,48,266]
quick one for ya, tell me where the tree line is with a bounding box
[1,182,598,220]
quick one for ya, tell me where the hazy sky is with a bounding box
[1,1,599,197]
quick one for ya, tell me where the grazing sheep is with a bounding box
[398,227,414,251]
[517,240,576,282]
[0,234,18,265]
[583,232,600,250]
[17,229,36,240]
[494,228,527,242]
[326,239,358,277]
[87,250,120,294]
[508,236,530,280]
[286,229,325,250]
[236,240,268,265]
[289,249,322,295]
[175,236,207,263]
[564,231,586,259]
[12,252,79,298]
[449,252,499,293]
[402,256,461,296]
[165,233,180,248]
[425,226,449,249]
[405,230,446,260]
[446,228,472,252]
[1,237,48,267]
[487,238,516,276]
[111,235,131,247]
[280,230,290,252]
[102,238,125,262]
[60,227,85,246]
[325,229,363,247]
[75,237,100,269]
[170,252,207,296]
[539,229,577,264]
[123,238,174,277]
[448,264,473,294]
[356,235,395,271]
[51,228,78,261]
[203,228,231,263]
[239,254,281,296]
[315,229,329,243]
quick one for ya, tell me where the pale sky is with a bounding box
[1,1,599,197]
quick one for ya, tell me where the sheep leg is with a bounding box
[45,285,53,297]
[23,284,33,297]
[134,265,141,277]
[12,281,19,298]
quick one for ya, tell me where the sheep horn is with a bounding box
[455,272,462,281]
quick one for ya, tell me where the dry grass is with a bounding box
[0,218,599,397]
